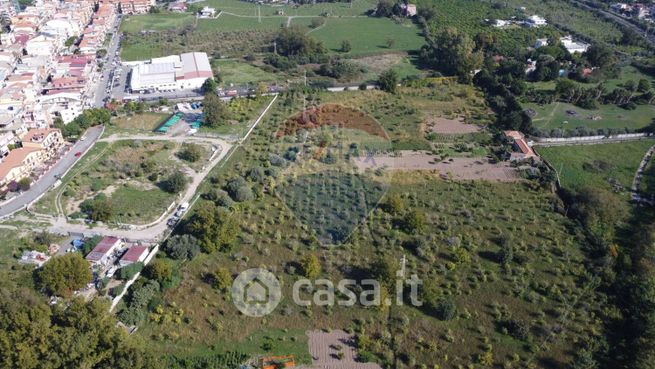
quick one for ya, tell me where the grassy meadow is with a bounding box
[309,17,425,56]
[537,140,655,195]
[525,102,655,132]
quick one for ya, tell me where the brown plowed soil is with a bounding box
[277,104,389,140]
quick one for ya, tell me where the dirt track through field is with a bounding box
[426,117,481,134]
[301,330,382,369]
[354,151,520,181]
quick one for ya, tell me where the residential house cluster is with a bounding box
[0,0,118,190]
[489,14,547,28]
[610,3,653,20]
[110,0,155,15]
[85,236,151,280]
[0,127,64,190]
[534,35,590,55]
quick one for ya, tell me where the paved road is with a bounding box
[93,16,124,107]
[0,126,104,218]
[532,136,652,146]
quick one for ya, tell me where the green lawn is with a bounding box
[200,0,376,16]
[537,140,655,194]
[526,101,655,132]
[110,185,176,224]
[308,17,425,56]
[120,14,195,33]
[196,14,285,32]
[213,60,280,86]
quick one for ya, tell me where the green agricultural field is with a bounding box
[201,0,376,17]
[120,14,195,33]
[308,17,425,56]
[537,139,655,194]
[213,60,280,85]
[317,84,491,150]
[120,13,278,60]
[198,95,273,136]
[139,174,603,368]
[119,88,604,367]
[526,101,655,133]
[196,14,285,32]
[499,0,624,45]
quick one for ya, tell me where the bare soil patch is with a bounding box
[279,104,389,139]
[354,151,520,181]
[425,116,481,134]
[304,330,382,369]
[354,53,406,74]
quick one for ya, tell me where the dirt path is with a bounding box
[631,143,655,205]
[354,151,520,182]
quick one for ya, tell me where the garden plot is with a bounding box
[305,330,381,369]
[354,151,520,181]
[425,116,482,134]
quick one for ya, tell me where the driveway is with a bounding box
[0,125,104,218]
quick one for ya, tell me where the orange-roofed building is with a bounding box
[504,130,538,162]
[0,146,45,189]
[20,128,64,156]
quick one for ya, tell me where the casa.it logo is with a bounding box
[231,268,282,317]
[232,266,423,317]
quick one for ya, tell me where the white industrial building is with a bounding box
[128,52,213,92]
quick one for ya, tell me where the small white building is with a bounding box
[526,15,547,27]
[560,35,589,54]
[534,36,589,54]
[493,19,510,28]
[86,236,122,266]
[199,6,216,18]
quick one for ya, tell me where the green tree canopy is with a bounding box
[185,202,240,253]
[203,93,231,127]
[0,291,157,369]
[35,253,92,297]
[300,254,321,279]
[160,170,189,194]
[378,69,399,94]
[419,27,483,78]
